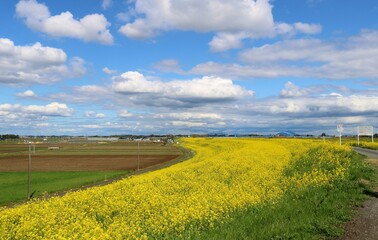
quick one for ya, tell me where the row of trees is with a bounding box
[0,134,20,140]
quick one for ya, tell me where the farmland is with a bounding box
[0,141,181,171]
[0,138,374,239]
[0,140,182,206]
[0,171,130,206]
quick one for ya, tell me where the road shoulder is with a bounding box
[341,150,378,240]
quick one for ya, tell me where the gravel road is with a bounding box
[353,147,378,159]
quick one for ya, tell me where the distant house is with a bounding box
[87,137,119,142]
[48,147,60,150]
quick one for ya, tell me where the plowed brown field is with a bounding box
[0,154,179,171]
[0,141,181,172]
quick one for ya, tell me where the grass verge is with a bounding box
[0,171,129,206]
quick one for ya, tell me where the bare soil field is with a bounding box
[0,141,182,172]
[0,154,179,171]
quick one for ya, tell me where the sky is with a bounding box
[1,0,378,136]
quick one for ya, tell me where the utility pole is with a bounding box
[137,141,140,170]
[372,127,374,143]
[337,124,343,146]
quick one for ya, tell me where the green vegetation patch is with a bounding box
[0,171,129,206]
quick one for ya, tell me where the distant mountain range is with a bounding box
[275,131,298,137]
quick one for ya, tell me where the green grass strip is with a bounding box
[0,171,129,206]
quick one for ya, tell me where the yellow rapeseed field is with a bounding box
[0,138,352,239]
[354,141,378,150]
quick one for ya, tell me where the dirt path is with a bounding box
[341,149,378,240]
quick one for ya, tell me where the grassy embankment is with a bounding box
[187,144,377,239]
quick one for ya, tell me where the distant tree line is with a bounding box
[0,134,20,140]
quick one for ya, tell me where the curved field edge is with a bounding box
[0,138,374,239]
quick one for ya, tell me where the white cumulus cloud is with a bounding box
[279,82,309,98]
[16,90,37,98]
[101,0,113,10]
[112,71,254,106]
[209,32,247,52]
[0,38,85,84]
[102,67,118,75]
[120,0,274,38]
[275,22,322,36]
[96,113,106,118]
[118,110,133,117]
[24,102,74,116]
[16,0,113,44]
[119,0,321,51]
[0,102,73,120]
[120,0,277,51]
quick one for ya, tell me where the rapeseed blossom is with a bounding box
[0,138,353,239]
[355,142,378,150]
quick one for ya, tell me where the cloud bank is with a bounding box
[192,30,378,80]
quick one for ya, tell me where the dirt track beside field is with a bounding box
[342,151,378,240]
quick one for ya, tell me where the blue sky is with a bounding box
[1,0,378,136]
